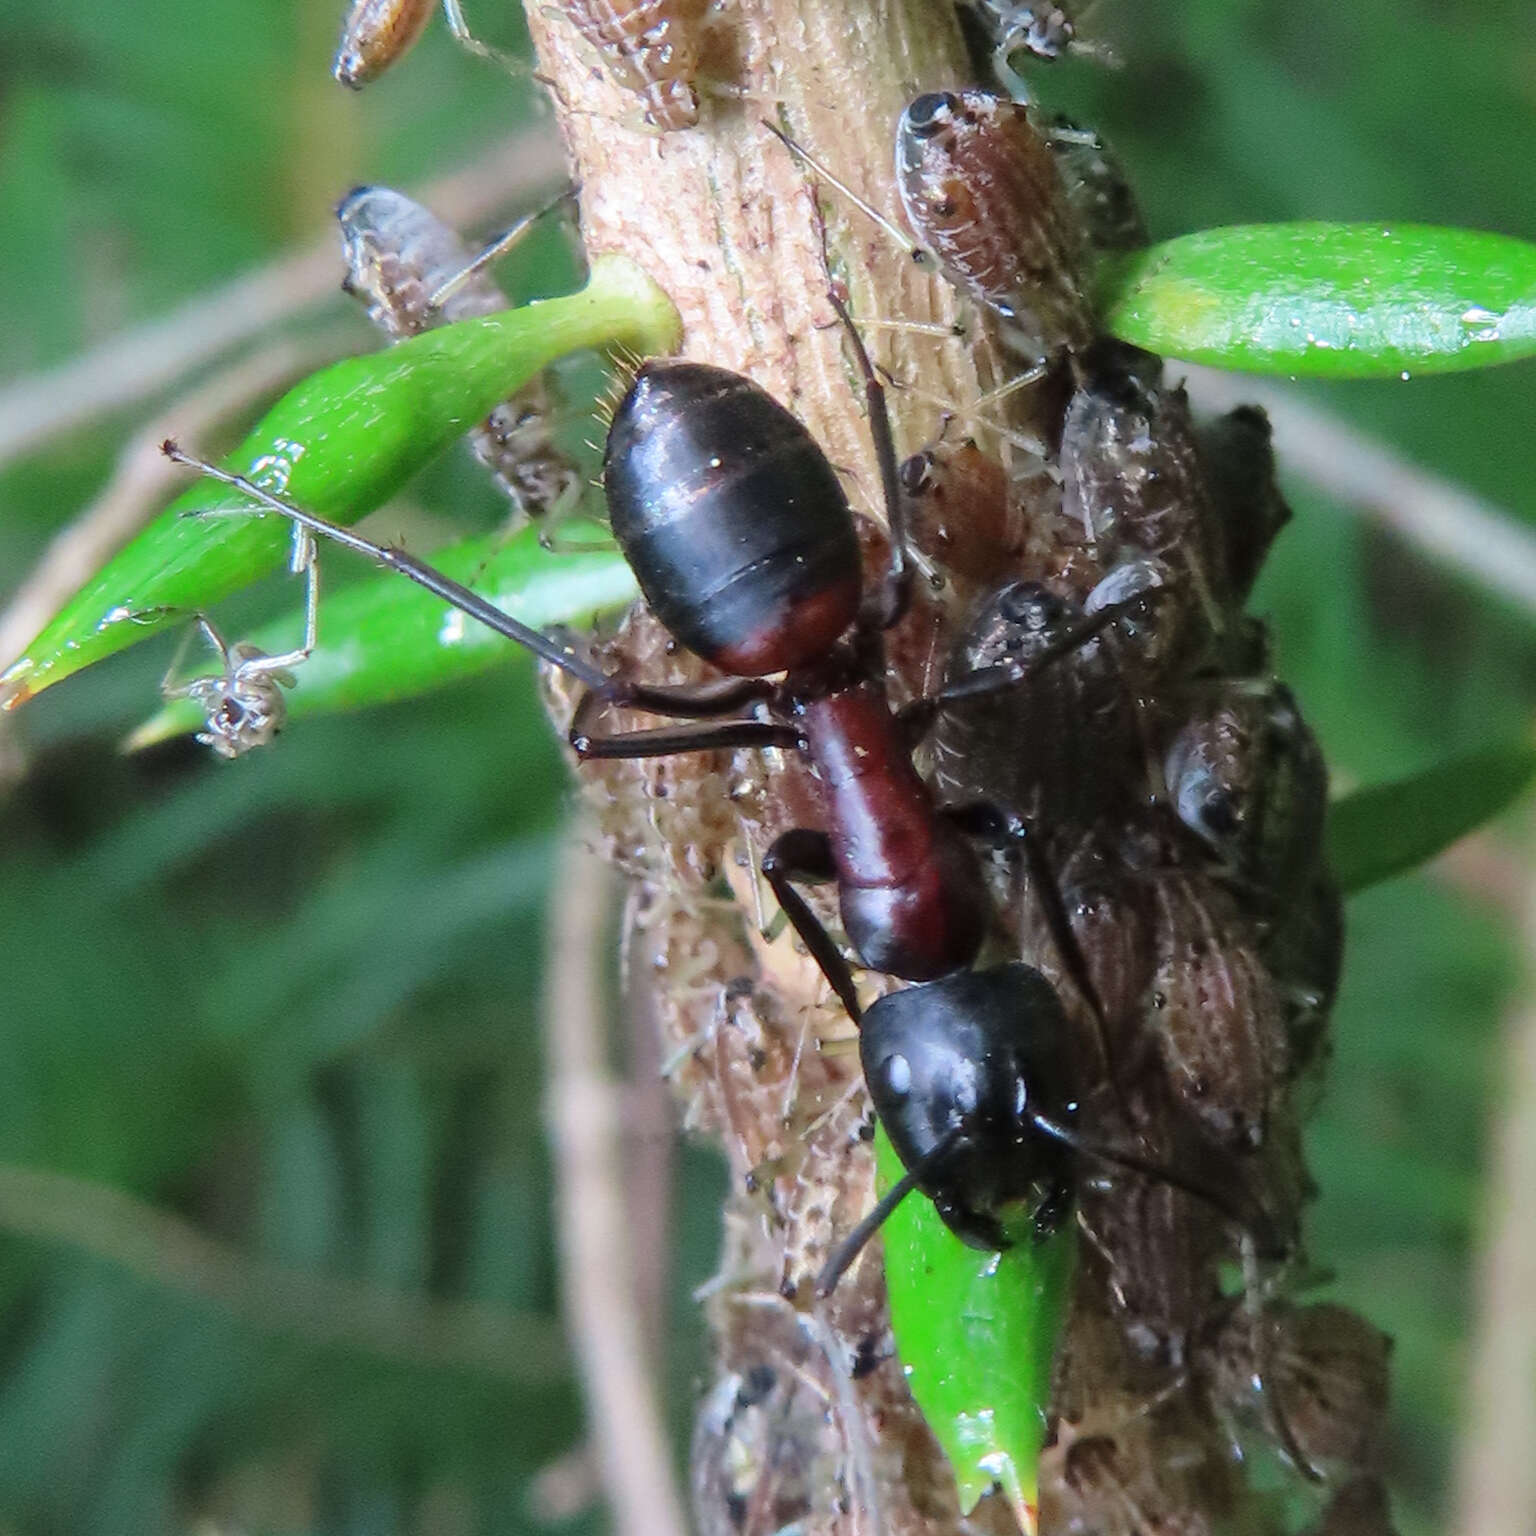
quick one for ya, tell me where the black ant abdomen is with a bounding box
[605,361,864,676]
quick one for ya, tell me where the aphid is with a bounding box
[929,579,1146,837]
[1146,872,1286,1151]
[559,0,712,131]
[1048,118,1148,255]
[895,89,1093,363]
[1203,1302,1393,1480]
[1163,678,1329,905]
[899,436,1021,592]
[1060,340,1230,646]
[1305,1476,1402,1536]
[337,184,581,522]
[160,539,319,760]
[1195,403,1293,604]
[333,0,498,87]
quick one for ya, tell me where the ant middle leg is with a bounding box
[760,829,863,1024]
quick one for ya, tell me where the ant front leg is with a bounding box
[760,829,864,1024]
[567,678,799,758]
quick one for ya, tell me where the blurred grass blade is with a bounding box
[125,521,636,750]
[876,1128,1072,1535]
[2,255,679,707]
[1328,738,1536,893]
[1095,223,1536,378]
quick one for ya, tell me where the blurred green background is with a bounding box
[0,1,1534,1532]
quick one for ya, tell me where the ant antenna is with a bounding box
[428,184,581,310]
[761,120,927,263]
[160,442,612,691]
[815,1130,962,1297]
[825,287,911,627]
[1028,1109,1286,1262]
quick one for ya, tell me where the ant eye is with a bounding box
[882,1053,913,1100]
[905,93,958,138]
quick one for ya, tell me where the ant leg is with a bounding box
[427,184,578,310]
[760,829,863,1024]
[568,713,802,759]
[825,290,912,630]
[1030,1108,1287,1262]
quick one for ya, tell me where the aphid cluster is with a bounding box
[159,5,1399,1532]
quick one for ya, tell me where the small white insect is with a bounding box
[162,531,319,760]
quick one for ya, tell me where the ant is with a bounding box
[815,961,1285,1298]
[163,294,1122,1022]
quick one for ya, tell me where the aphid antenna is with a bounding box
[761,119,928,265]
[427,184,580,309]
[161,441,612,692]
[1238,1236,1328,1484]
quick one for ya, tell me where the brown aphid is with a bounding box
[930,580,1145,836]
[1205,1302,1394,1479]
[560,0,711,131]
[1146,872,1284,1150]
[334,0,437,86]
[1305,1477,1403,1536]
[895,89,1092,361]
[1196,403,1293,603]
[1049,118,1148,254]
[336,185,580,520]
[1061,340,1229,641]
[899,437,1020,591]
[1163,677,1329,906]
[1264,869,1346,1081]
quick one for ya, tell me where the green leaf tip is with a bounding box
[875,1129,1072,1535]
[1328,736,1536,893]
[124,521,638,752]
[2,259,679,707]
[1095,223,1536,378]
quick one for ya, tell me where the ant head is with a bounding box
[859,964,1077,1249]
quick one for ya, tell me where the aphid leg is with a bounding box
[760,828,863,1024]
[427,184,579,310]
[159,614,235,703]
[439,0,529,77]
[1239,1238,1327,1483]
[246,527,321,676]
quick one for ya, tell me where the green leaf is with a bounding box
[124,522,636,750]
[876,1127,1073,1535]
[2,255,678,707]
[1327,737,1536,893]
[1095,223,1536,378]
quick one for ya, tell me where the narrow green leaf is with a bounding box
[1095,223,1536,378]
[1327,738,1536,893]
[876,1127,1073,1535]
[2,255,678,707]
[125,522,637,750]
